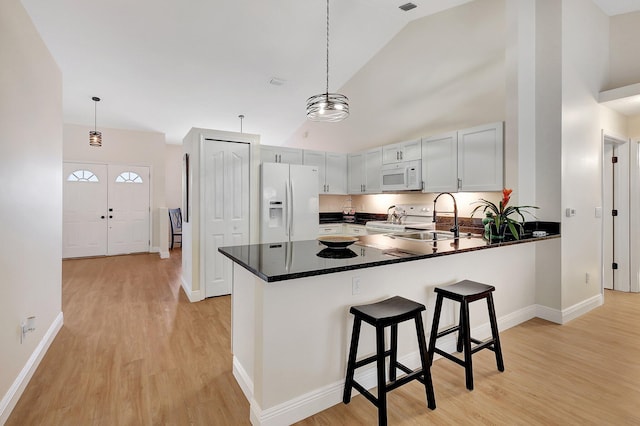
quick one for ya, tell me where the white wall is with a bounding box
[285,0,507,154]
[63,124,167,252]
[560,0,610,309]
[0,0,63,421]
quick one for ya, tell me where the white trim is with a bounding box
[0,312,63,424]
[559,293,603,324]
[180,276,203,302]
[232,356,254,401]
[535,304,563,324]
[159,250,170,259]
[245,305,535,425]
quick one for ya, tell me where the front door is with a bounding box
[63,162,150,258]
[63,163,108,258]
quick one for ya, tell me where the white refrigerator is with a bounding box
[260,163,319,244]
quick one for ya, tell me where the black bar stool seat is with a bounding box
[343,296,436,426]
[427,280,504,391]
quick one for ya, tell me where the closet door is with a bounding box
[63,163,108,258]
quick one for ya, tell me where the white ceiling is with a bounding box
[20,0,472,145]
[20,0,640,146]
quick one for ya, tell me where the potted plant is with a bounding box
[471,189,538,240]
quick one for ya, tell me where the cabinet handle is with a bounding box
[458,178,462,190]
[326,184,329,192]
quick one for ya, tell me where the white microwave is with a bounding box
[381,160,422,192]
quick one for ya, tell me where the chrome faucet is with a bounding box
[433,192,459,239]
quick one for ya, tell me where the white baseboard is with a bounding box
[180,276,203,302]
[535,293,603,324]
[232,356,254,401]
[245,305,535,425]
[159,250,170,259]
[0,312,63,424]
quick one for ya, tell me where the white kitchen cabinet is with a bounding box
[421,131,459,193]
[344,224,367,236]
[318,224,342,235]
[457,122,503,192]
[348,147,383,194]
[382,139,422,164]
[260,145,303,164]
[303,150,347,194]
[421,122,503,193]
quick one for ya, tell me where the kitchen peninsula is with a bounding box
[219,231,559,426]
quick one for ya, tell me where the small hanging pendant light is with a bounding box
[89,96,102,147]
[306,0,349,122]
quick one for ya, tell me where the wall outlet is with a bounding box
[352,277,361,295]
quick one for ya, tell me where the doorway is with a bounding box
[63,162,150,258]
[602,133,630,291]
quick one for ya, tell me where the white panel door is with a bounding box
[63,163,108,258]
[203,140,250,297]
[107,165,150,255]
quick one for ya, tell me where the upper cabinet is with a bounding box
[421,122,503,193]
[303,150,347,194]
[421,131,458,193]
[348,147,382,194]
[260,145,303,164]
[457,122,503,192]
[382,139,422,164]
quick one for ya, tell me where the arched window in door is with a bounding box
[115,171,143,183]
[67,169,99,182]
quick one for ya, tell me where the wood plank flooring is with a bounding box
[7,252,640,425]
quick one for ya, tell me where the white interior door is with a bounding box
[203,140,250,297]
[107,165,150,255]
[63,163,108,258]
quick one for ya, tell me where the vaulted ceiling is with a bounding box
[20,0,640,147]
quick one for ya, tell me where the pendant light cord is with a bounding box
[325,0,330,96]
[94,100,97,132]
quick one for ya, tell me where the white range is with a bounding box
[365,204,436,233]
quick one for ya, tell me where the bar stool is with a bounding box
[343,296,436,426]
[427,280,504,391]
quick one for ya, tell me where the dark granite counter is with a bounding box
[218,231,560,283]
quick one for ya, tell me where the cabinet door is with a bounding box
[348,152,365,194]
[260,145,280,163]
[457,122,503,192]
[279,147,303,164]
[303,150,326,193]
[382,143,402,164]
[260,145,303,164]
[422,132,458,193]
[401,139,422,161]
[344,224,367,236]
[364,148,382,193]
[325,152,347,194]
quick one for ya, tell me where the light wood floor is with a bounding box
[8,252,640,425]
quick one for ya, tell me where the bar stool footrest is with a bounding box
[434,347,466,367]
[435,325,460,339]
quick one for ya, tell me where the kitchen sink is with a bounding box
[386,230,457,241]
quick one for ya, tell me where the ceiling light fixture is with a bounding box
[89,96,102,147]
[306,0,349,122]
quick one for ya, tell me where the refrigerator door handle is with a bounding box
[289,179,294,237]
[284,180,290,237]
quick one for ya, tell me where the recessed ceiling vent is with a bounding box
[399,3,417,11]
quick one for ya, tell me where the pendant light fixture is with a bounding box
[89,96,102,147]
[306,0,349,122]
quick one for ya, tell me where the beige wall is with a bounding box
[0,0,63,421]
[63,124,167,251]
[165,144,183,211]
[608,11,640,90]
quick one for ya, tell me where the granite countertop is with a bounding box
[218,231,560,283]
